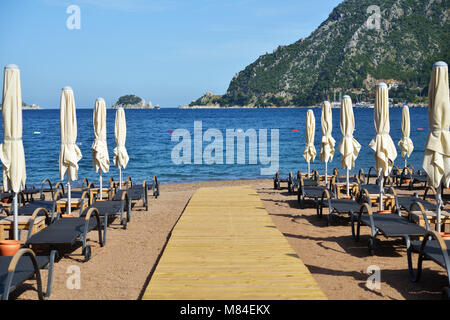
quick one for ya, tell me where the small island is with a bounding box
[0,101,41,110]
[110,94,159,109]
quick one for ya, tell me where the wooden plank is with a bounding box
[142,186,326,300]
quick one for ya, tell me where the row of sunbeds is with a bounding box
[0,175,160,300]
[274,167,450,299]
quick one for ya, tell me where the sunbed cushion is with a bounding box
[89,201,124,215]
[18,201,55,215]
[326,199,361,213]
[26,217,98,245]
[302,186,329,199]
[359,213,427,237]
[396,196,435,211]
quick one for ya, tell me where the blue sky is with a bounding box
[0,0,342,108]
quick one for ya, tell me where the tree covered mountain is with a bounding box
[191,0,449,107]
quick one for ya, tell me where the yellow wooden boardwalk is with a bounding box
[143,186,326,300]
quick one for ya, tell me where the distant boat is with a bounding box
[155,105,160,109]
[330,102,340,109]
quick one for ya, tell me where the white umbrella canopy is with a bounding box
[368,82,397,210]
[0,64,26,240]
[59,86,82,215]
[113,107,129,188]
[338,95,361,195]
[303,109,316,176]
[398,105,414,168]
[423,61,450,232]
[320,101,336,184]
[92,98,110,199]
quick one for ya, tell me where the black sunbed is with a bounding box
[17,189,64,224]
[273,171,296,193]
[25,207,105,262]
[89,191,131,241]
[358,167,379,185]
[403,169,428,190]
[146,176,160,198]
[317,189,366,225]
[0,248,56,300]
[297,172,329,209]
[406,230,450,299]
[392,191,436,216]
[351,202,430,255]
[113,180,148,211]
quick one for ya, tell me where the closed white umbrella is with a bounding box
[303,109,316,176]
[368,82,397,211]
[59,87,82,216]
[398,105,414,168]
[338,95,361,195]
[320,101,335,185]
[92,98,109,200]
[423,61,450,232]
[113,107,129,189]
[0,64,26,240]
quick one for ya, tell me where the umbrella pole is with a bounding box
[13,192,18,240]
[379,174,384,211]
[119,167,122,190]
[325,162,328,187]
[67,177,71,216]
[346,168,350,196]
[307,161,310,178]
[99,169,103,200]
[404,157,407,170]
[436,186,442,233]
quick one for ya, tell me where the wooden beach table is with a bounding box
[56,198,87,214]
[366,193,396,209]
[143,186,326,300]
[409,209,450,233]
[89,188,112,204]
[333,182,359,199]
[0,215,46,240]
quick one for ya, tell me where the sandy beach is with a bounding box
[8,179,448,300]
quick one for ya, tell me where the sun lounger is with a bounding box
[89,190,131,236]
[317,189,367,225]
[25,207,105,262]
[390,188,436,216]
[69,177,94,190]
[113,179,148,211]
[358,167,380,185]
[17,189,64,224]
[147,176,160,198]
[273,171,296,192]
[0,248,56,300]
[297,171,330,209]
[400,168,428,190]
[351,202,430,255]
[406,230,450,299]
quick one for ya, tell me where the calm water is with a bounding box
[1,107,430,186]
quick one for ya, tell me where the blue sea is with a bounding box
[1,107,430,186]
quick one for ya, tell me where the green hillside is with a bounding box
[191,0,449,107]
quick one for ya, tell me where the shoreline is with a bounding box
[179,104,428,109]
